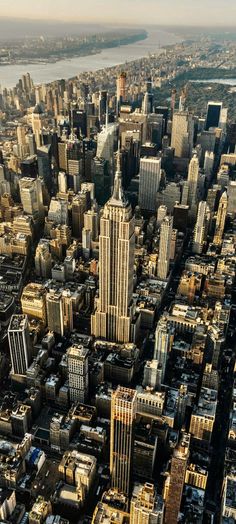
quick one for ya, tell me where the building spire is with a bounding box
[112,148,124,202]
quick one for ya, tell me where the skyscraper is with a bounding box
[19,177,44,219]
[164,433,190,524]
[67,344,89,404]
[91,154,135,343]
[117,72,127,113]
[171,111,194,158]
[213,190,228,245]
[139,157,161,212]
[205,102,222,130]
[193,201,210,254]
[35,240,52,278]
[157,216,173,280]
[8,315,31,375]
[46,290,64,336]
[110,386,137,496]
[187,154,199,211]
[154,316,174,382]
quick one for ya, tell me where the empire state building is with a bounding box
[91,153,135,343]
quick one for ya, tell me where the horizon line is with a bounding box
[0,16,236,29]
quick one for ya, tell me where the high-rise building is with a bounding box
[171,111,194,158]
[67,344,89,404]
[91,154,135,343]
[205,102,222,130]
[84,205,99,241]
[189,387,217,443]
[213,190,227,245]
[193,201,210,254]
[91,157,110,206]
[32,103,43,147]
[62,289,74,332]
[21,283,47,324]
[35,240,52,278]
[17,125,29,159]
[130,483,164,524]
[157,205,167,226]
[187,154,199,211]
[19,177,44,219]
[157,216,173,280]
[164,433,190,524]
[157,182,181,214]
[117,72,127,113]
[98,90,108,123]
[154,317,174,382]
[37,144,52,190]
[8,315,31,375]
[96,123,118,167]
[110,386,137,496]
[143,360,162,390]
[139,157,161,212]
[204,151,214,180]
[227,181,236,217]
[46,291,64,336]
[48,197,68,225]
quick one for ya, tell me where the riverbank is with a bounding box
[0,28,181,88]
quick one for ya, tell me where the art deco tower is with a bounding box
[213,190,227,245]
[110,386,137,496]
[91,153,135,343]
[193,200,210,254]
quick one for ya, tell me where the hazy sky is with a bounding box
[1,0,236,26]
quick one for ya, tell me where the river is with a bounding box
[0,28,181,89]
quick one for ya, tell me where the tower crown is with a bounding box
[109,150,127,207]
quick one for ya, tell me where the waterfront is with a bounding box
[0,28,180,88]
[192,78,236,85]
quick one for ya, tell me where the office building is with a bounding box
[193,201,210,254]
[227,181,236,217]
[171,111,194,158]
[110,386,137,496]
[213,191,227,245]
[154,316,173,382]
[46,291,64,336]
[91,157,110,206]
[67,344,89,404]
[130,483,164,524]
[157,216,173,280]
[205,102,222,130]
[96,123,117,167]
[21,283,47,324]
[157,205,167,226]
[189,387,217,443]
[92,154,135,343]
[117,72,127,112]
[48,198,68,225]
[8,315,31,375]
[204,151,214,179]
[164,433,190,524]
[187,154,199,211]
[19,177,43,219]
[143,360,162,390]
[84,205,99,241]
[35,240,52,278]
[139,157,161,212]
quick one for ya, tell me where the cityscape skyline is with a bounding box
[0,6,235,524]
